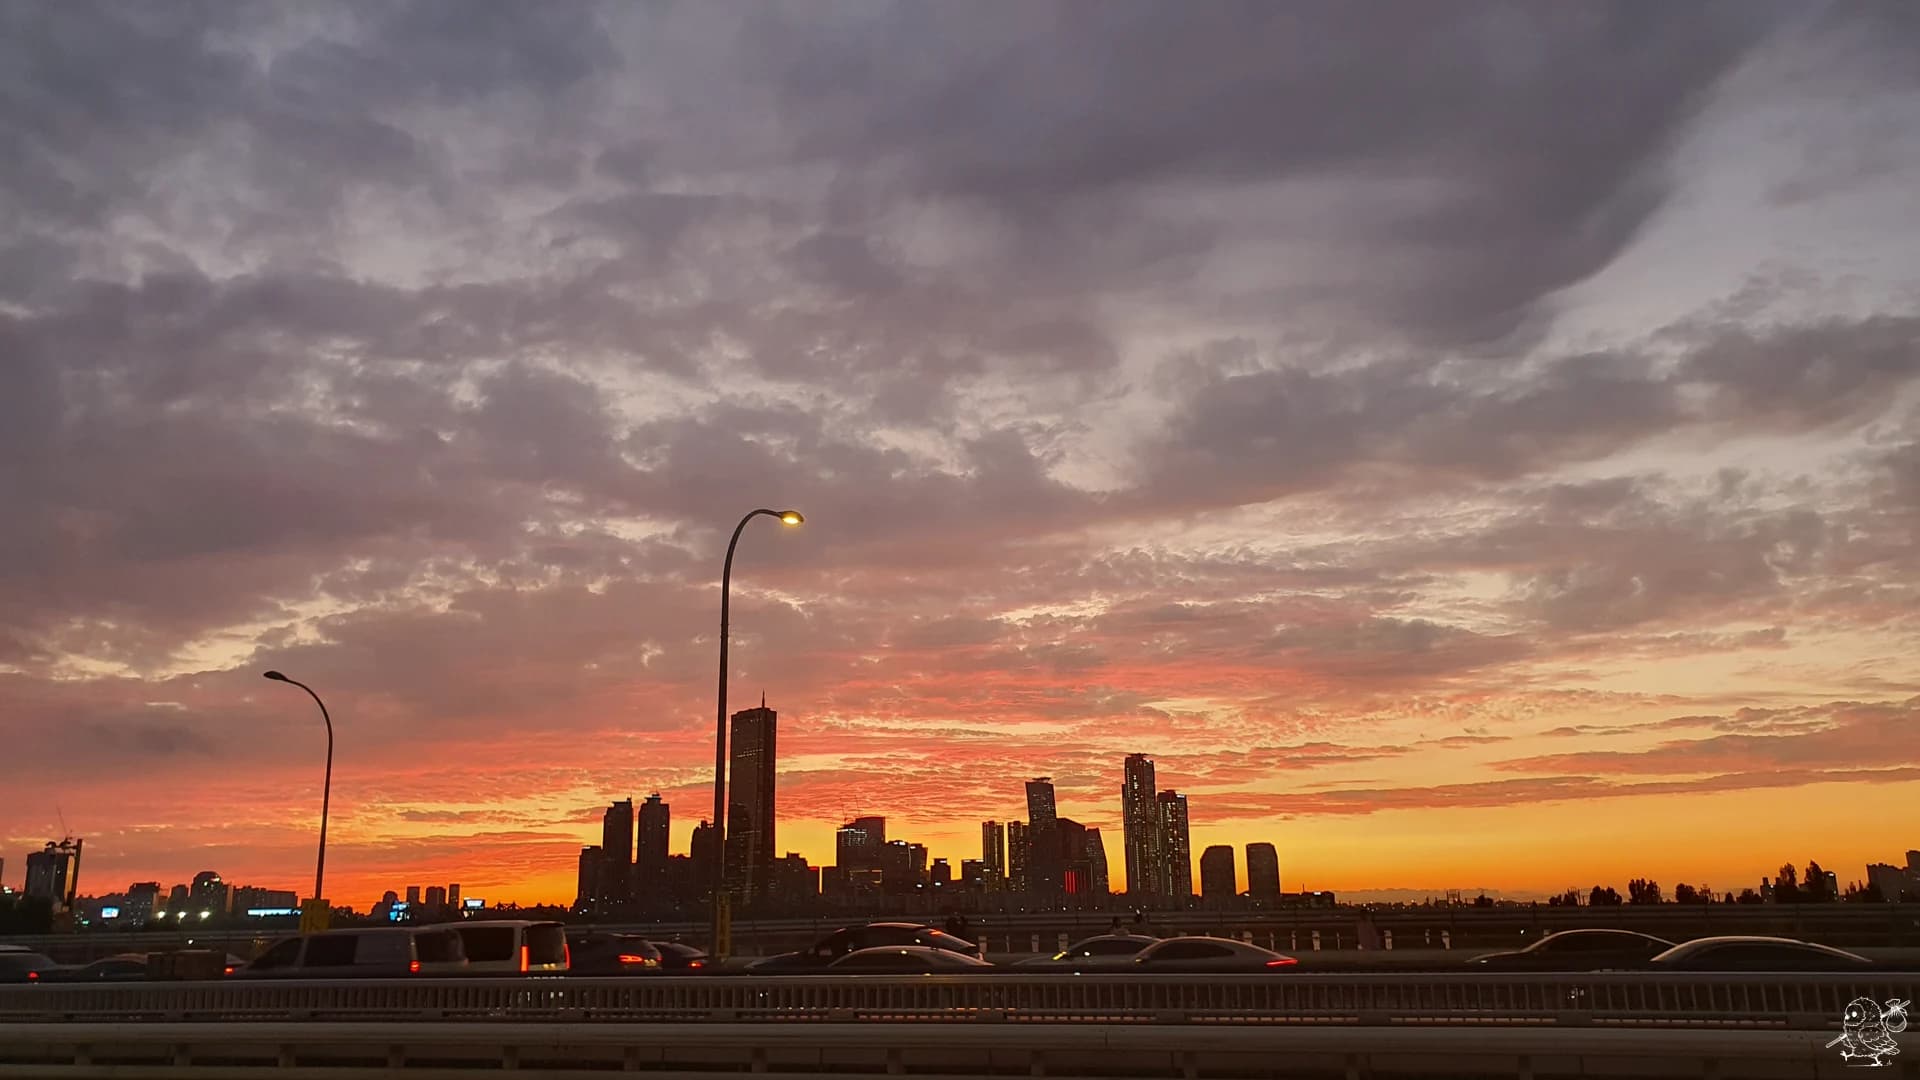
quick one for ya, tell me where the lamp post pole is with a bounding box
[711,508,803,957]
[263,671,333,928]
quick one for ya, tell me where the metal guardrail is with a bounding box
[2,972,1913,1030]
[0,1021,1863,1079]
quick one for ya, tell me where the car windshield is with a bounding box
[457,926,517,963]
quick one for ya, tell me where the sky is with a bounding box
[3,1,1919,908]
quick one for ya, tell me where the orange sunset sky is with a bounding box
[3,3,1919,907]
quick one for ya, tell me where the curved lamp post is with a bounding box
[264,671,333,911]
[711,508,803,956]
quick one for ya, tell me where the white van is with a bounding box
[451,920,569,974]
[243,927,468,977]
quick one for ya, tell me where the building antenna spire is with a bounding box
[761,690,766,709]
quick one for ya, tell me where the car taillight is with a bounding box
[563,943,571,969]
[408,960,421,974]
[688,960,704,969]
[617,954,659,967]
[25,971,37,982]
[223,966,235,975]
[1265,957,1297,967]
[519,945,530,973]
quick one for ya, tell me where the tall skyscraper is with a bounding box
[1121,754,1161,897]
[448,883,462,909]
[1199,845,1236,906]
[1157,790,1192,899]
[1024,778,1062,895]
[981,820,1006,887]
[24,839,82,912]
[575,845,603,910]
[405,883,421,906]
[602,798,635,902]
[1058,817,1089,894]
[1006,820,1029,892]
[690,819,719,903]
[1083,827,1110,895]
[424,884,448,910]
[725,700,779,904]
[1246,842,1280,902]
[637,793,670,900]
[837,816,887,871]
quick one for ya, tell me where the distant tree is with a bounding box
[1626,878,1664,905]
[1589,885,1622,906]
[1725,892,1737,904]
[1560,888,1582,907]
[1776,863,1798,889]
[1855,882,1887,903]
[1673,883,1699,904]
[1803,861,1832,902]
[1473,893,1493,908]
[1736,888,1762,905]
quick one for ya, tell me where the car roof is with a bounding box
[1654,936,1866,957]
[1141,935,1281,956]
[861,922,930,930]
[1075,934,1158,944]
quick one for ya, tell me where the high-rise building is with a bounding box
[960,859,985,889]
[690,819,719,903]
[1246,843,1280,902]
[1058,817,1089,894]
[1199,845,1236,906]
[575,845,603,910]
[1007,820,1029,892]
[425,885,448,911]
[125,882,161,922]
[1083,827,1110,895]
[931,858,951,888]
[1121,754,1161,896]
[1025,778,1062,895]
[881,839,915,892]
[1157,791,1192,899]
[981,820,1006,886]
[837,816,887,871]
[24,839,82,911]
[637,793,670,901]
[449,883,462,909]
[191,870,230,915]
[725,700,778,904]
[771,852,818,905]
[405,884,421,906]
[166,883,189,913]
[602,798,635,903]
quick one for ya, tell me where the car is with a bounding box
[452,920,569,974]
[826,946,996,974]
[747,922,980,974]
[239,927,468,977]
[1469,929,1675,971]
[54,953,153,981]
[1014,934,1160,971]
[1648,936,1874,972]
[648,941,710,971]
[0,950,68,983]
[566,933,663,975]
[1130,936,1298,972]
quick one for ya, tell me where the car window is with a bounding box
[527,924,568,966]
[1545,934,1617,952]
[1084,939,1147,956]
[458,926,517,962]
[414,931,464,964]
[0,954,56,974]
[868,926,921,947]
[249,938,302,970]
[302,935,358,967]
[1150,941,1234,960]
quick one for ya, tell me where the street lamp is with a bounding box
[264,671,333,922]
[711,508,803,956]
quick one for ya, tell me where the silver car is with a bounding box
[1015,934,1159,971]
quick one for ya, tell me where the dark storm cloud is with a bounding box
[746,0,1788,345]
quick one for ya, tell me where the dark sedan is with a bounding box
[1131,936,1298,972]
[567,933,664,975]
[748,922,980,973]
[1470,929,1675,971]
[648,941,710,971]
[1015,934,1159,971]
[0,950,67,983]
[1649,936,1873,971]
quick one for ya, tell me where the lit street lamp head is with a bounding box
[778,510,804,526]
[263,670,288,682]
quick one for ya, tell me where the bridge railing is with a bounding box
[3,972,1911,1029]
